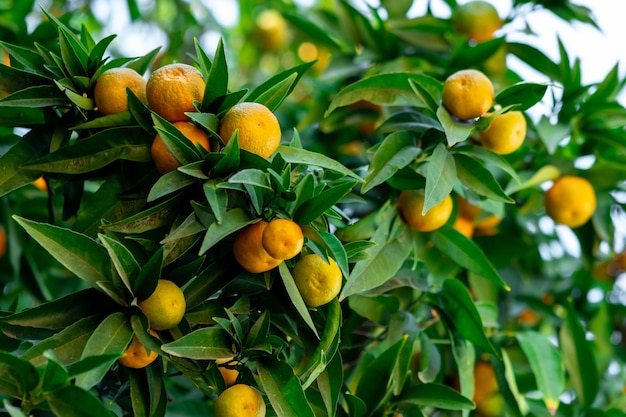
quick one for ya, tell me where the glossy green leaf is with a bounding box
[277,145,361,180]
[74,312,133,390]
[432,226,509,290]
[342,213,412,298]
[454,153,514,203]
[559,301,599,407]
[12,216,112,288]
[399,383,475,410]
[147,170,198,202]
[326,73,442,116]
[451,144,521,185]
[203,37,228,108]
[3,399,28,417]
[437,105,475,146]
[438,278,497,357]
[424,143,456,214]
[0,129,50,197]
[22,127,152,174]
[517,331,564,414]
[278,262,319,338]
[294,181,356,225]
[0,84,68,107]
[257,356,316,417]
[495,82,549,112]
[47,385,117,417]
[362,130,421,194]
[104,193,183,233]
[203,180,229,223]
[253,72,297,112]
[0,352,39,399]
[409,77,439,116]
[99,233,139,297]
[0,63,52,94]
[246,60,316,109]
[161,327,233,359]
[20,315,103,366]
[199,207,253,255]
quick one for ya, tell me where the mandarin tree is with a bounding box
[1,1,626,417]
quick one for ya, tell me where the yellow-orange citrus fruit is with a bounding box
[474,214,502,236]
[398,190,453,232]
[214,384,266,417]
[473,361,505,416]
[255,9,289,52]
[233,221,282,273]
[457,195,482,221]
[442,69,494,121]
[292,254,342,308]
[151,121,211,174]
[219,102,281,159]
[261,218,304,260]
[483,44,508,77]
[479,111,527,155]
[94,67,147,115]
[544,175,596,228]
[138,280,186,331]
[297,42,331,73]
[3,51,9,66]
[453,215,475,238]
[118,329,159,369]
[0,227,6,260]
[146,63,205,122]
[216,357,239,387]
[451,1,502,43]
[32,177,47,191]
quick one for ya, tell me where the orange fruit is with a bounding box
[214,384,266,417]
[451,1,502,43]
[261,218,304,260]
[473,361,505,416]
[457,195,482,221]
[544,175,596,228]
[151,121,211,174]
[254,9,289,52]
[233,221,282,274]
[397,190,453,232]
[146,63,205,122]
[3,51,9,66]
[118,329,159,369]
[32,177,47,191]
[474,214,502,236]
[292,254,343,308]
[479,111,527,155]
[216,357,239,387]
[483,44,508,77]
[441,69,494,121]
[138,280,186,331]
[94,67,147,115]
[453,215,475,238]
[0,227,6,260]
[219,102,281,159]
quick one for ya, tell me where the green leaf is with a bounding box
[47,385,117,417]
[559,301,599,407]
[517,331,564,414]
[0,129,50,197]
[294,181,356,225]
[152,114,204,165]
[202,37,228,109]
[508,42,561,81]
[277,144,361,180]
[257,356,316,417]
[58,27,88,77]
[0,85,69,107]
[362,131,421,194]
[0,63,52,95]
[451,144,521,185]
[227,168,272,190]
[454,153,514,203]
[342,212,412,298]
[203,180,229,223]
[399,383,475,410]
[20,315,103,366]
[161,327,233,359]
[252,72,297,112]
[424,143,456,214]
[12,216,113,289]
[505,165,560,194]
[103,193,183,233]
[22,127,152,174]
[74,312,133,390]
[247,61,316,111]
[408,77,439,116]
[134,247,164,301]
[438,278,497,357]
[199,208,253,255]
[437,106,475,146]
[432,226,509,290]
[99,234,139,297]
[0,352,39,399]
[3,399,28,417]
[326,73,442,116]
[278,262,319,338]
[495,82,549,112]
[40,354,69,392]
